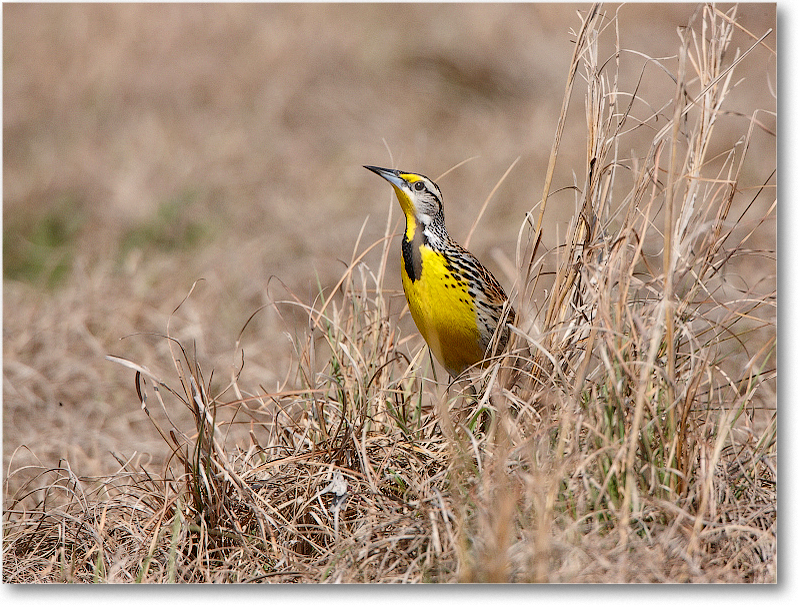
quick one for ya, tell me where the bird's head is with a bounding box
[364,165,445,232]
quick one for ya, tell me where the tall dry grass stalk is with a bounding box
[4,4,775,582]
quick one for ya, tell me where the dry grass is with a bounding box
[4,4,775,583]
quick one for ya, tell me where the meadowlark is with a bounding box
[365,165,514,378]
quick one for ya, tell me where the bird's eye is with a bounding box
[414,182,425,191]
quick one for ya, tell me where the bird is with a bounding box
[364,165,514,378]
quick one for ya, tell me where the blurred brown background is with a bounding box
[3,4,776,485]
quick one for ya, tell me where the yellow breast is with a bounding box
[401,245,484,377]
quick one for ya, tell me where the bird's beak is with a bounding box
[364,165,407,190]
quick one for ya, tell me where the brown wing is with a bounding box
[445,241,515,351]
